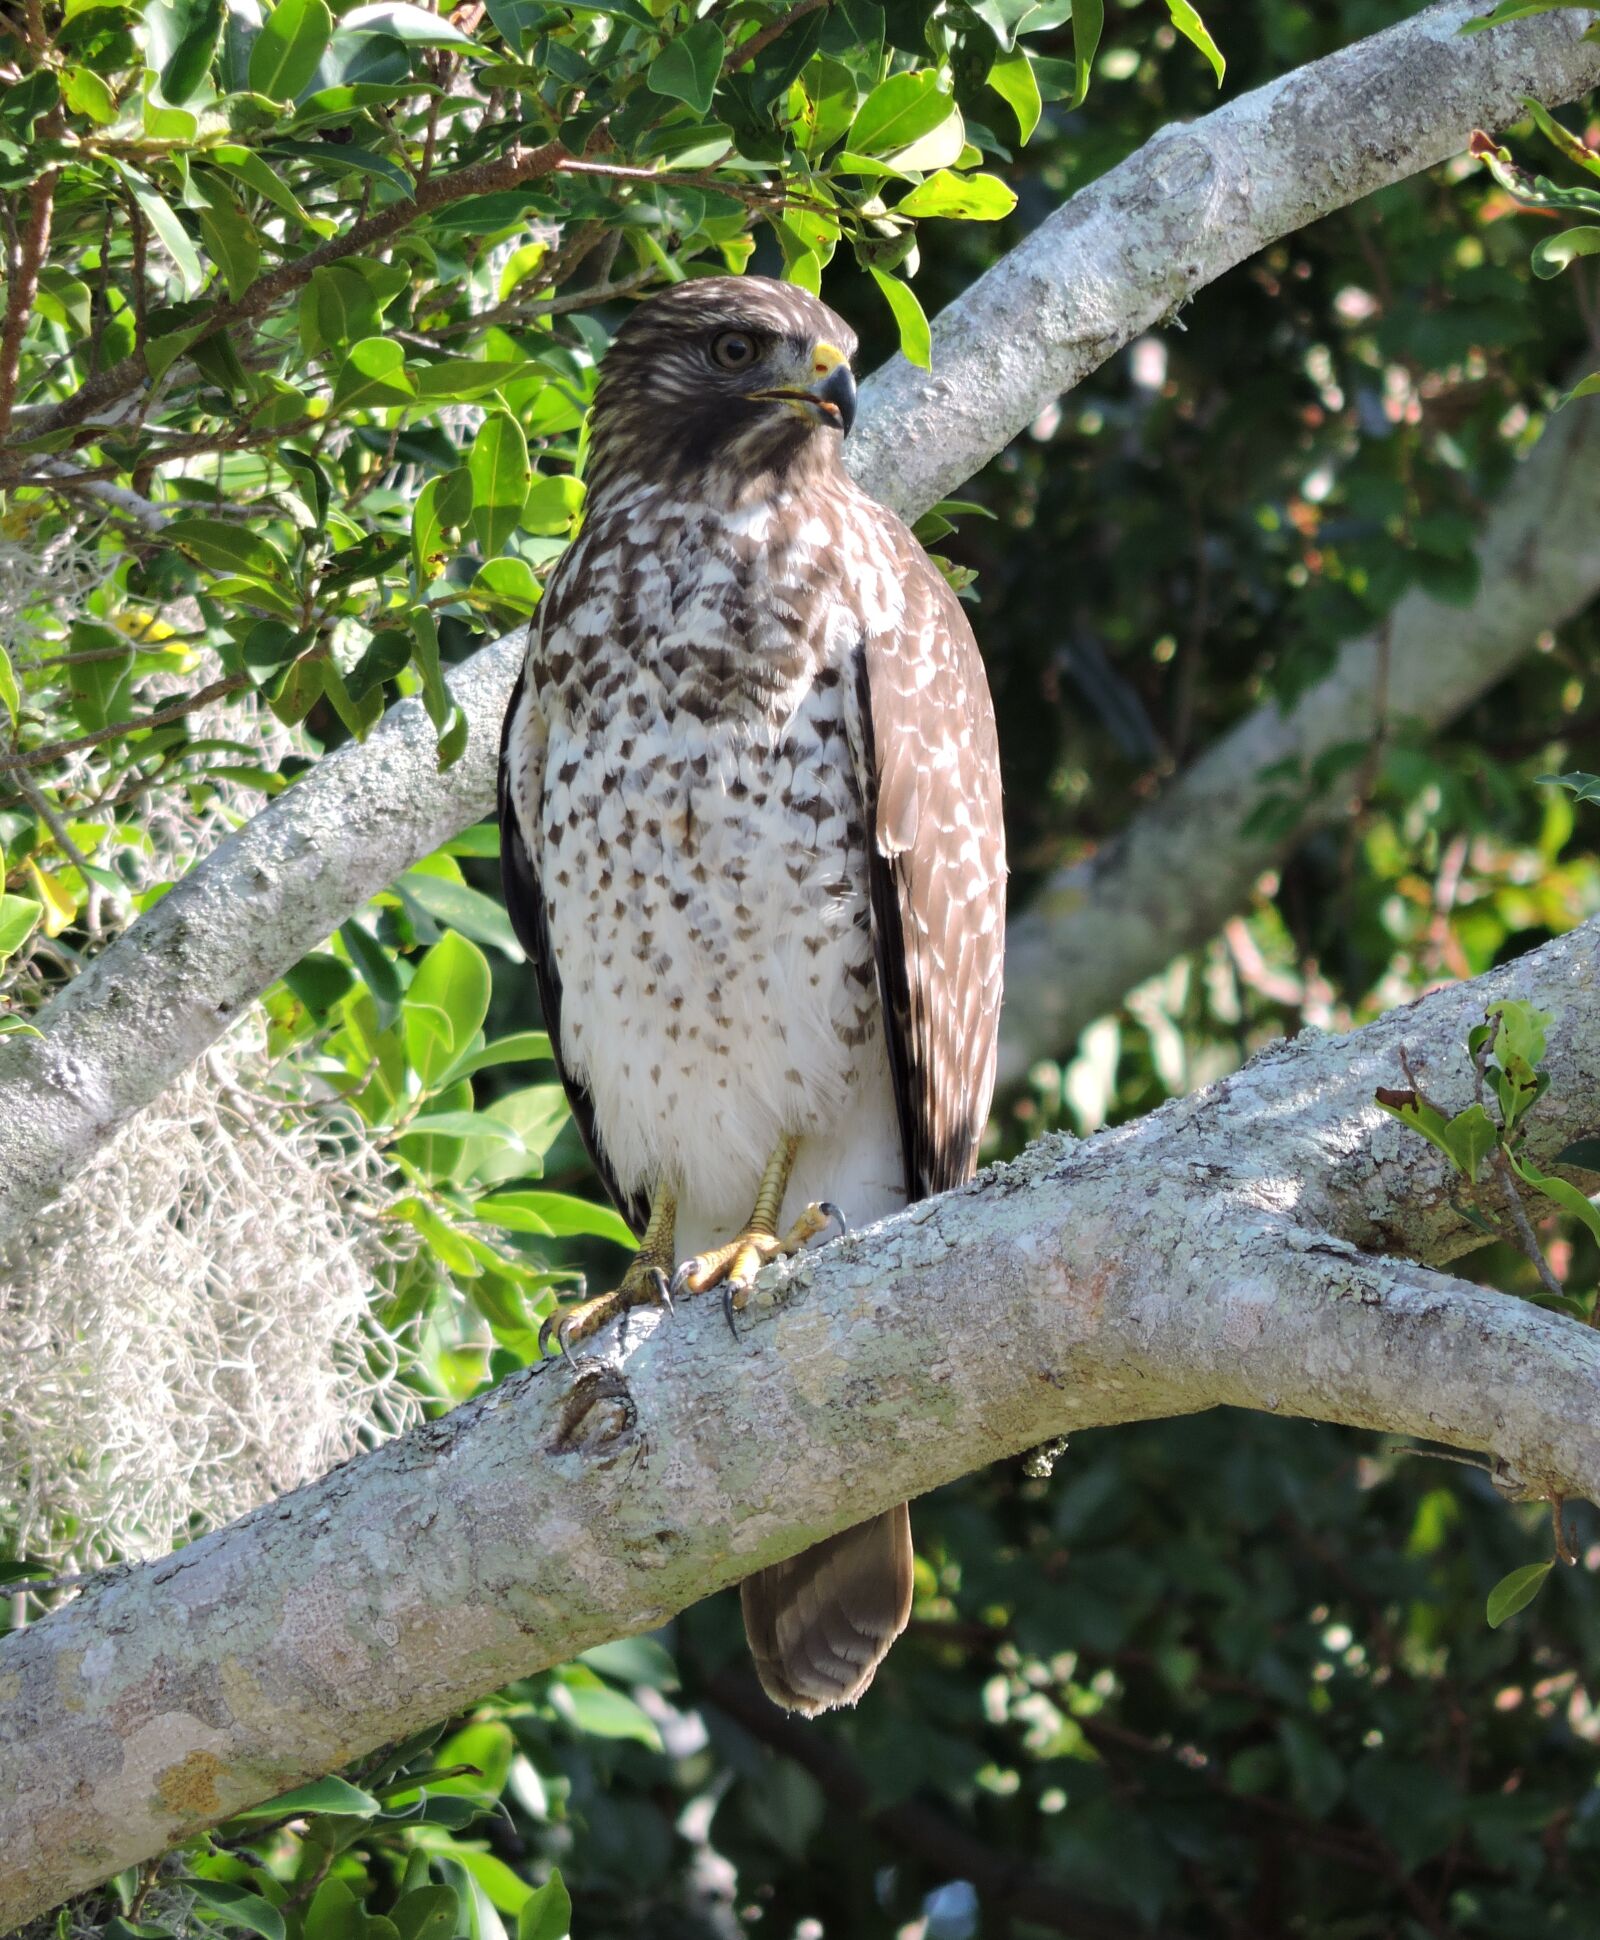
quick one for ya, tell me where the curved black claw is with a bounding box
[648,1264,674,1316]
[668,1258,701,1303]
[721,1283,742,1342]
[818,1201,848,1239]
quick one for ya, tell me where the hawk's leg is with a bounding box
[539,1184,677,1363]
[670,1134,841,1333]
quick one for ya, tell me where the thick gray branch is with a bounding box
[999,389,1600,1084]
[5,915,1600,1922]
[2,0,1598,1241]
[849,2,1600,513]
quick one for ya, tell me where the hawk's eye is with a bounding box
[711,329,759,372]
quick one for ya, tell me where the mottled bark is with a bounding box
[5,915,1600,1923]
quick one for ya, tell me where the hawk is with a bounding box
[498,275,1005,1714]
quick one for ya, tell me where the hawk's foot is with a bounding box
[538,1257,673,1366]
[539,1182,677,1367]
[670,1201,844,1336]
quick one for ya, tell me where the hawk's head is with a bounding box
[587,276,859,501]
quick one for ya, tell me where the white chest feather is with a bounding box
[524,487,909,1241]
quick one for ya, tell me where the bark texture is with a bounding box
[3,0,1600,1241]
[4,915,1600,1923]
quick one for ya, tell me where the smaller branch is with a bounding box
[705,1668,1159,1940]
[0,673,251,772]
[721,0,828,74]
[431,262,660,340]
[1468,1033,1568,1303]
[0,166,58,440]
[7,138,573,450]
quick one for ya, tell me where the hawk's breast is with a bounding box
[529,485,906,1238]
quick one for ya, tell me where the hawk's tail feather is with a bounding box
[740,1504,914,1716]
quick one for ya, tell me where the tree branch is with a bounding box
[704,1667,1163,1940]
[2,0,1598,1232]
[997,386,1600,1084]
[5,915,1600,1922]
[4,140,571,452]
[0,164,57,442]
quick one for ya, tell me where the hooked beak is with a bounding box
[749,339,858,436]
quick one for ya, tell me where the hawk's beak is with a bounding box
[750,341,858,436]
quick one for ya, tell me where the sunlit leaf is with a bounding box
[1486,1560,1553,1627]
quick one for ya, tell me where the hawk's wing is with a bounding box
[849,523,1007,1203]
[497,659,650,1239]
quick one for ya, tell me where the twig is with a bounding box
[7,138,575,450]
[0,165,58,440]
[704,1666,1162,1940]
[1470,1031,1567,1302]
[0,673,251,772]
[431,261,661,340]
[721,0,829,74]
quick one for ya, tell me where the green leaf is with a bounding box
[405,929,491,1076]
[469,410,530,557]
[249,0,332,96]
[391,1888,460,1940]
[1554,1138,1600,1171]
[122,175,205,298]
[331,337,415,412]
[1438,1102,1498,1183]
[408,1110,527,1147]
[850,70,957,155]
[304,1877,362,1940]
[63,64,118,122]
[550,1666,663,1748]
[210,146,330,235]
[1532,225,1600,278]
[869,266,931,369]
[986,47,1040,142]
[469,1084,571,1181]
[1537,769,1600,805]
[1374,1089,1497,1183]
[647,18,723,116]
[522,472,585,535]
[229,1775,380,1821]
[1558,370,1600,408]
[1519,93,1600,177]
[0,895,43,964]
[1165,0,1223,85]
[181,1880,285,1940]
[447,1030,553,1078]
[341,0,478,47]
[398,869,522,960]
[194,178,261,303]
[1462,0,1597,31]
[409,358,533,401]
[484,0,541,53]
[153,0,226,102]
[168,516,293,585]
[898,169,1016,220]
[339,918,404,1023]
[472,556,542,618]
[167,516,292,582]
[411,466,472,585]
[475,1190,636,1248]
[1509,1151,1600,1249]
[516,1873,571,1940]
[270,138,415,195]
[1486,1560,1553,1628]
[1068,0,1102,106]
[0,642,19,723]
